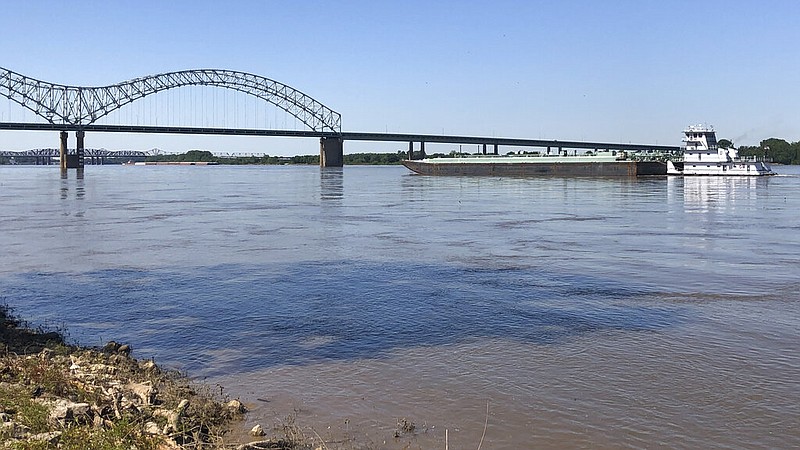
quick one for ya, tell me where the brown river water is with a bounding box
[1,164,798,449]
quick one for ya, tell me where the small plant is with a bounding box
[393,417,415,438]
[0,384,51,434]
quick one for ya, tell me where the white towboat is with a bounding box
[667,125,774,176]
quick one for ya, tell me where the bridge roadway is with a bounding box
[0,122,680,158]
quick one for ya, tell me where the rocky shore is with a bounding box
[0,306,304,449]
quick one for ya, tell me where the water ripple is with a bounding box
[2,261,684,376]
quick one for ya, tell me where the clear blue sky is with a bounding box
[1,0,799,155]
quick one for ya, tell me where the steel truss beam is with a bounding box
[0,67,341,133]
[0,149,147,157]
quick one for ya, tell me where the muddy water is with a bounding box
[2,164,799,449]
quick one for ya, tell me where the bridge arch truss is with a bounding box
[0,67,341,133]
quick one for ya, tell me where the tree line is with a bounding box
[720,138,800,165]
[130,140,800,166]
[145,150,409,165]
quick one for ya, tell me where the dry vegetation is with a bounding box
[0,305,247,449]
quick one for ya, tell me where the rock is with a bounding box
[227,399,247,414]
[155,399,190,434]
[46,399,92,425]
[236,441,281,450]
[140,359,158,372]
[48,400,71,424]
[1,420,30,439]
[30,430,62,444]
[39,348,54,360]
[0,421,13,434]
[144,421,162,435]
[157,437,182,449]
[89,363,117,375]
[103,341,122,353]
[72,402,91,417]
[250,424,265,436]
[126,381,156,405]
[117,344,131,355]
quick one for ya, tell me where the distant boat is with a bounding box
[667,125,774,176]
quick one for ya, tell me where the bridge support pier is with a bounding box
[59,131,68,170]
[76,130,85,168]
[60,130,86,169]
[320,136,344,167]
[406,142,428,160]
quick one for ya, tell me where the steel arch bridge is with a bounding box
[0,67,341,133]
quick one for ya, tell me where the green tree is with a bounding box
[738,138,799,165]
[761,138,792,164]
[344,151,406,165]
[718,138,733,149]
[182,150,216,162]
[290,154,319,164]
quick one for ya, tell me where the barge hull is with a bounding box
[402,160,667,177]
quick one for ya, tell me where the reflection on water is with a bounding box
[1,165,799,449]
[59,168,85,200]
[319,167,343,201]
[682,176,767,212]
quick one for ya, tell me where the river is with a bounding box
[1,164,798,449]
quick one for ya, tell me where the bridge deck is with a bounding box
[0,122,679,153]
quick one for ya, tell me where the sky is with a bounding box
[1,0,799,155]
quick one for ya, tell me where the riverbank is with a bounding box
[0,305,310,449]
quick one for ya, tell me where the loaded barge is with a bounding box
[402,151,667,177]
[402,125,773,177]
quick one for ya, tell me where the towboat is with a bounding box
[667,125,774,176]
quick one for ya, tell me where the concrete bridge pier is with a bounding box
[320,136,344,167]
[76,130,85,168]
[59,130,86,169]
[59,131,68,170]
[406,141,426,160]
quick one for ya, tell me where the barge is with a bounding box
[402,150,668,177]
[402,125,774,177]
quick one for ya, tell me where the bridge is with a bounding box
[0,147,148,165]
[1,67,679,168]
